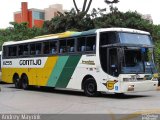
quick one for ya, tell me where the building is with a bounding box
[14,2,64,28]
[44,4,63,21]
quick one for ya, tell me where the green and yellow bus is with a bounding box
[1,28,158,96]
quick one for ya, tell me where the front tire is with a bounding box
[84,78,99,97]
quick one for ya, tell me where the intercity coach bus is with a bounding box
[0,51,2,80]
[1,28,158,96]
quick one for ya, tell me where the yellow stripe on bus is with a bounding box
[2,56,58,86]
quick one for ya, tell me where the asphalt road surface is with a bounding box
[0,83,160,116]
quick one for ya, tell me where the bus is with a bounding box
[1,28,158,96]
[0,51,2,81]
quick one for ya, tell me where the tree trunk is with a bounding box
[82,0,88,12]
[85,0,92,14]
[73,0,79,13]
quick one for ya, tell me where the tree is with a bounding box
[0,22,43,50]
[104,0,119,12]
[43,9,94,34]
[73,0,92,16]
[104,0,119,4]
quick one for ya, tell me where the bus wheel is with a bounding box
[13,74,20,89]
[84,78,99,97]
[21,75,29,90]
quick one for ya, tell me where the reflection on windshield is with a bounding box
[119,32,153,46]
[121,48,157,74]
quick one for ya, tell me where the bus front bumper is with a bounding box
[119,80,158,93]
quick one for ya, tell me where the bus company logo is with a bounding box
[19,59,42,66]
[105,81,118,90]
[3,61,12,65]
[81,60,95,65]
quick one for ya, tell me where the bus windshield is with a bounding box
[121,47,157,74]
[119,32,153,46]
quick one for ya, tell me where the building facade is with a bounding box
[14,2,64,28]
[44,4,63,21]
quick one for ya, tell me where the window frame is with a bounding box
[2,34,97,59]
[8,45,18,58]
[76,35,96,54]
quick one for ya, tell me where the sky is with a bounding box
[0,0,160,28]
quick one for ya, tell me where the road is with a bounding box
[0,83,160,116]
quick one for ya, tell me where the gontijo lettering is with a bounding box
[19,59,41,66]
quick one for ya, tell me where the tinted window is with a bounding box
[36,43,42,55]
[8,46,17,56]
[86,36,96,51]
[50,41,58,54]
[77,36,96,52]
[77,37,86,52]
[30,44,36,55]
[43,42,50,54]
[59,40,67,53]
[67,39,75,52]
[100,32,118,46]
[18,44,29,56]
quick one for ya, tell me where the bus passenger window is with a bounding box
[9,46,17,56]
[77,37,85,52]
[50,41,57,54]
[18,45,23,56]
[43,42,49,54]
[23,45,29,55]
[86,36,96,51]
[30,44,36,55]
[59,40,67,54]
[18,44,29,56]
[36,43,42,55]
[67,39,75,52]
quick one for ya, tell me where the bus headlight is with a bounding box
[128,85,134,91]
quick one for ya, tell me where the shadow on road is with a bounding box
[99,93,150,99]
[5,84,151,99]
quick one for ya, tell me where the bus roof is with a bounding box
[3,28,150,46]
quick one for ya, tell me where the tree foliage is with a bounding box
[0,22,43,49]
[43,9,94,34]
